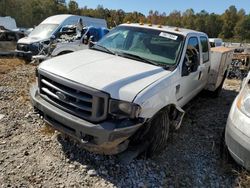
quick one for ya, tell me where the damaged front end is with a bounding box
[30,83,145,155]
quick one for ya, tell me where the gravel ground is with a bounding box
[0,58,249,187]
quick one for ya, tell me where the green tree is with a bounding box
[123,11,145,23]
[220,5,238,39]
[195,10,208,32]
[205,13,223,38]
[166,10,182,27]
[234,14,250,40]
[68,0,79,14]
[182,8,195,29]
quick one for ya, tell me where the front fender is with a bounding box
[52,45,75,56]
[133,72,178,119]
[52,42,89,56]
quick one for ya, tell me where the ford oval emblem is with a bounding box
[56,91,67,101]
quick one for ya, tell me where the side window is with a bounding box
[182,37,200,76]
[187,37,199,52]
[200,36,209,63]
[186,37,200,65]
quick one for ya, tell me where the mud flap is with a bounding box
[172,105,185,130]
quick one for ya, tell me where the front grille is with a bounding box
[38,71,109,123]
[17,43,39,54]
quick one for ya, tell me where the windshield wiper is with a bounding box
[118,52,171,69]
[91,44,116,55]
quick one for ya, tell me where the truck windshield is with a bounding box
[96,26,184,65]
[29,24,58,39]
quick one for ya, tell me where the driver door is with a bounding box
[176,36,202,106]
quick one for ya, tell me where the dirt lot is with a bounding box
[0,58,249,187]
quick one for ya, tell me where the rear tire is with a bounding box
[210,71,227,98]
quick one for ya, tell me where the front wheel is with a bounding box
[130,110,170,157]
[146,110,170,157]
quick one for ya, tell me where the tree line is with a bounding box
[0,0,250,41]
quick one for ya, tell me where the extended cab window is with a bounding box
[200,36,209,63]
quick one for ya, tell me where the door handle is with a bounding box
[198,71,202,80]
[208,66,211,73]
[176,84,180,94]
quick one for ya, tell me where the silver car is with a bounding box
[225,72,250,170]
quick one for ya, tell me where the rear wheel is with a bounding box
[210,71,227,98]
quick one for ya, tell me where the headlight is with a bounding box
[237,80,250,117]
[109,99,141,119]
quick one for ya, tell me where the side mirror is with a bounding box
[88,41,95,48]
[88,36,95,48]
[83,35,88,44]
[50,35,56,42]
[89,35,94,42]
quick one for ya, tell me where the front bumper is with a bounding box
[15,50,32,59]
[225,100,250,170]
[30,85,144,154]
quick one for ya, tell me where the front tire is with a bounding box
[146,110,170,157]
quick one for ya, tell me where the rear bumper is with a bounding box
[30,85,144,154]
[225,101,250,170]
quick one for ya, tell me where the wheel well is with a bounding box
[58,51,73,56]
[150,104,185,130]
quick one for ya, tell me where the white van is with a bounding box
[0,16,17,30]
[16,14,107,59]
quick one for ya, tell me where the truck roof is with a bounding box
[120,23,207,37]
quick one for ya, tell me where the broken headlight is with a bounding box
[109,99,141,119]
[237,79,250,117]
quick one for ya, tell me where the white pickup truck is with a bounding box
[30,23,231,156]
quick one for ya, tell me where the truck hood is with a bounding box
[39,49,171,102]
[18,36,45,44]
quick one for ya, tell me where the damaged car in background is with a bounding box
[31,24,109,63]
[30,23,232,156]
[0,26,25,56]
[50,25,109,57]
[16,14,107,61]
[225,71,250,170]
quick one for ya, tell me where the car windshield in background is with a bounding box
[96,26,184,65]
[29,24,58,39]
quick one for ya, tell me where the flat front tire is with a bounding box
[146,110,170,157]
